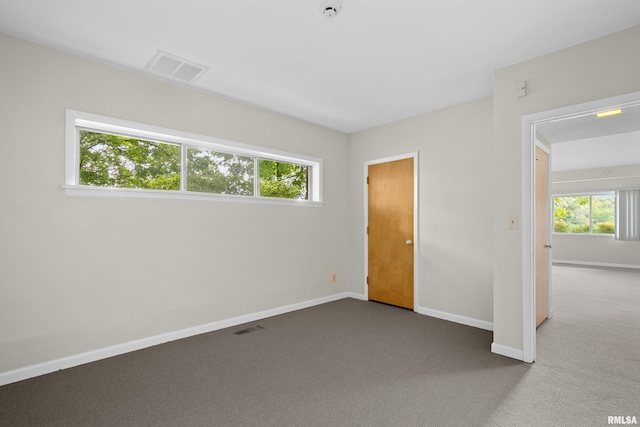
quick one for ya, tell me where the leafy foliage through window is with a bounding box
[553,195,615,234]
[187,147,254,195]
[259,160,308,200]
[80,131,181,190]
[77,130,310,200]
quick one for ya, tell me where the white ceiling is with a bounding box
[536,104,640,144]
[1,1,640,133]
[551,131,640,172]
[537,103,640,171]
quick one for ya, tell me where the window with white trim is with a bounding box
[65,110,321,205]
[553,194,615,235]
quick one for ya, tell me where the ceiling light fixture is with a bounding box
[320,0,341,18]
[596,109,623,118]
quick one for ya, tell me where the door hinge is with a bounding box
[366,276,368,284]
[366,176,369,184]
[366,226,369,234]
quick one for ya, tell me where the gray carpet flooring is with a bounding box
[485,265,640,426]
[0,265,638,426]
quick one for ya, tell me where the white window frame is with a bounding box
[552,191,615,235]
[64,110,322,206]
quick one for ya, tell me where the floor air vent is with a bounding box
[145,50,208,84]
[234,325,265,335]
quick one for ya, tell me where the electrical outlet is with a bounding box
[331,273,337,283]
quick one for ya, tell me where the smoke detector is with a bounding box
[320,0,341,18]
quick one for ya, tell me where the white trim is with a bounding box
[363,153,419,309]
[522,115,536,363]
[534,140,551,155]
[553,260,640,270]
[547,148,554,324]
[551,232,614,237]
[491,342,524,361]
[521,90,640,365]
[552,180,640,189]
[65,109,323,203]
[0,292,355,387]
[416,306,493,331]
[552,191,616,197]
[346,292,368,301]
[62,185,323,207]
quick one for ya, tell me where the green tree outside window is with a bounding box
[79,130,309,200]
[80,130,180,190]
[553,195,615,234]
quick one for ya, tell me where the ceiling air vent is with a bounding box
[145,50,208,83]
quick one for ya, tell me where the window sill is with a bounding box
[62,185,323,207]
[552,233,614,237]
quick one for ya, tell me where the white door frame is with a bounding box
[521,90,640,363]
[364,152,419,310]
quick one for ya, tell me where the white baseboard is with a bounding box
[491,342,524,361]
[345,292,367,301]
[0,292,355,387]
[553,260,640,270]
[415,306,493,331]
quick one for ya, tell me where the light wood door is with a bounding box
[535,146,550,327]
[368,158,414,309]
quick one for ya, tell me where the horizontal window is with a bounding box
[553,194,615,235]
[65,110,321,205]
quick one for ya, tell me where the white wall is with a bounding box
[0,33,350,373]
[349,98,494,327]
[493,25,640,354]
[551,164,640,268]
[553,164,640,194]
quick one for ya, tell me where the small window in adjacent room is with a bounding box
[553,194,615,235]
[65,110,322,205]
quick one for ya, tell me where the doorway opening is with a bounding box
[522,90,640,363]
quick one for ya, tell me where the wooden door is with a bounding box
[368,158,414,309]
[535,146,550,327]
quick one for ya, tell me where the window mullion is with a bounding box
[180,144,187,191]
[589,196,593,234]
[254,157,260,197]
[75,127,81,186]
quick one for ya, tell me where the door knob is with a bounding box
[544,243,552,249]
[406,240,413,245]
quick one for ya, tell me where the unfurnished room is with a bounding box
[1,1,639,426]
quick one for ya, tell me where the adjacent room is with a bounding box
[1,1,639,425]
